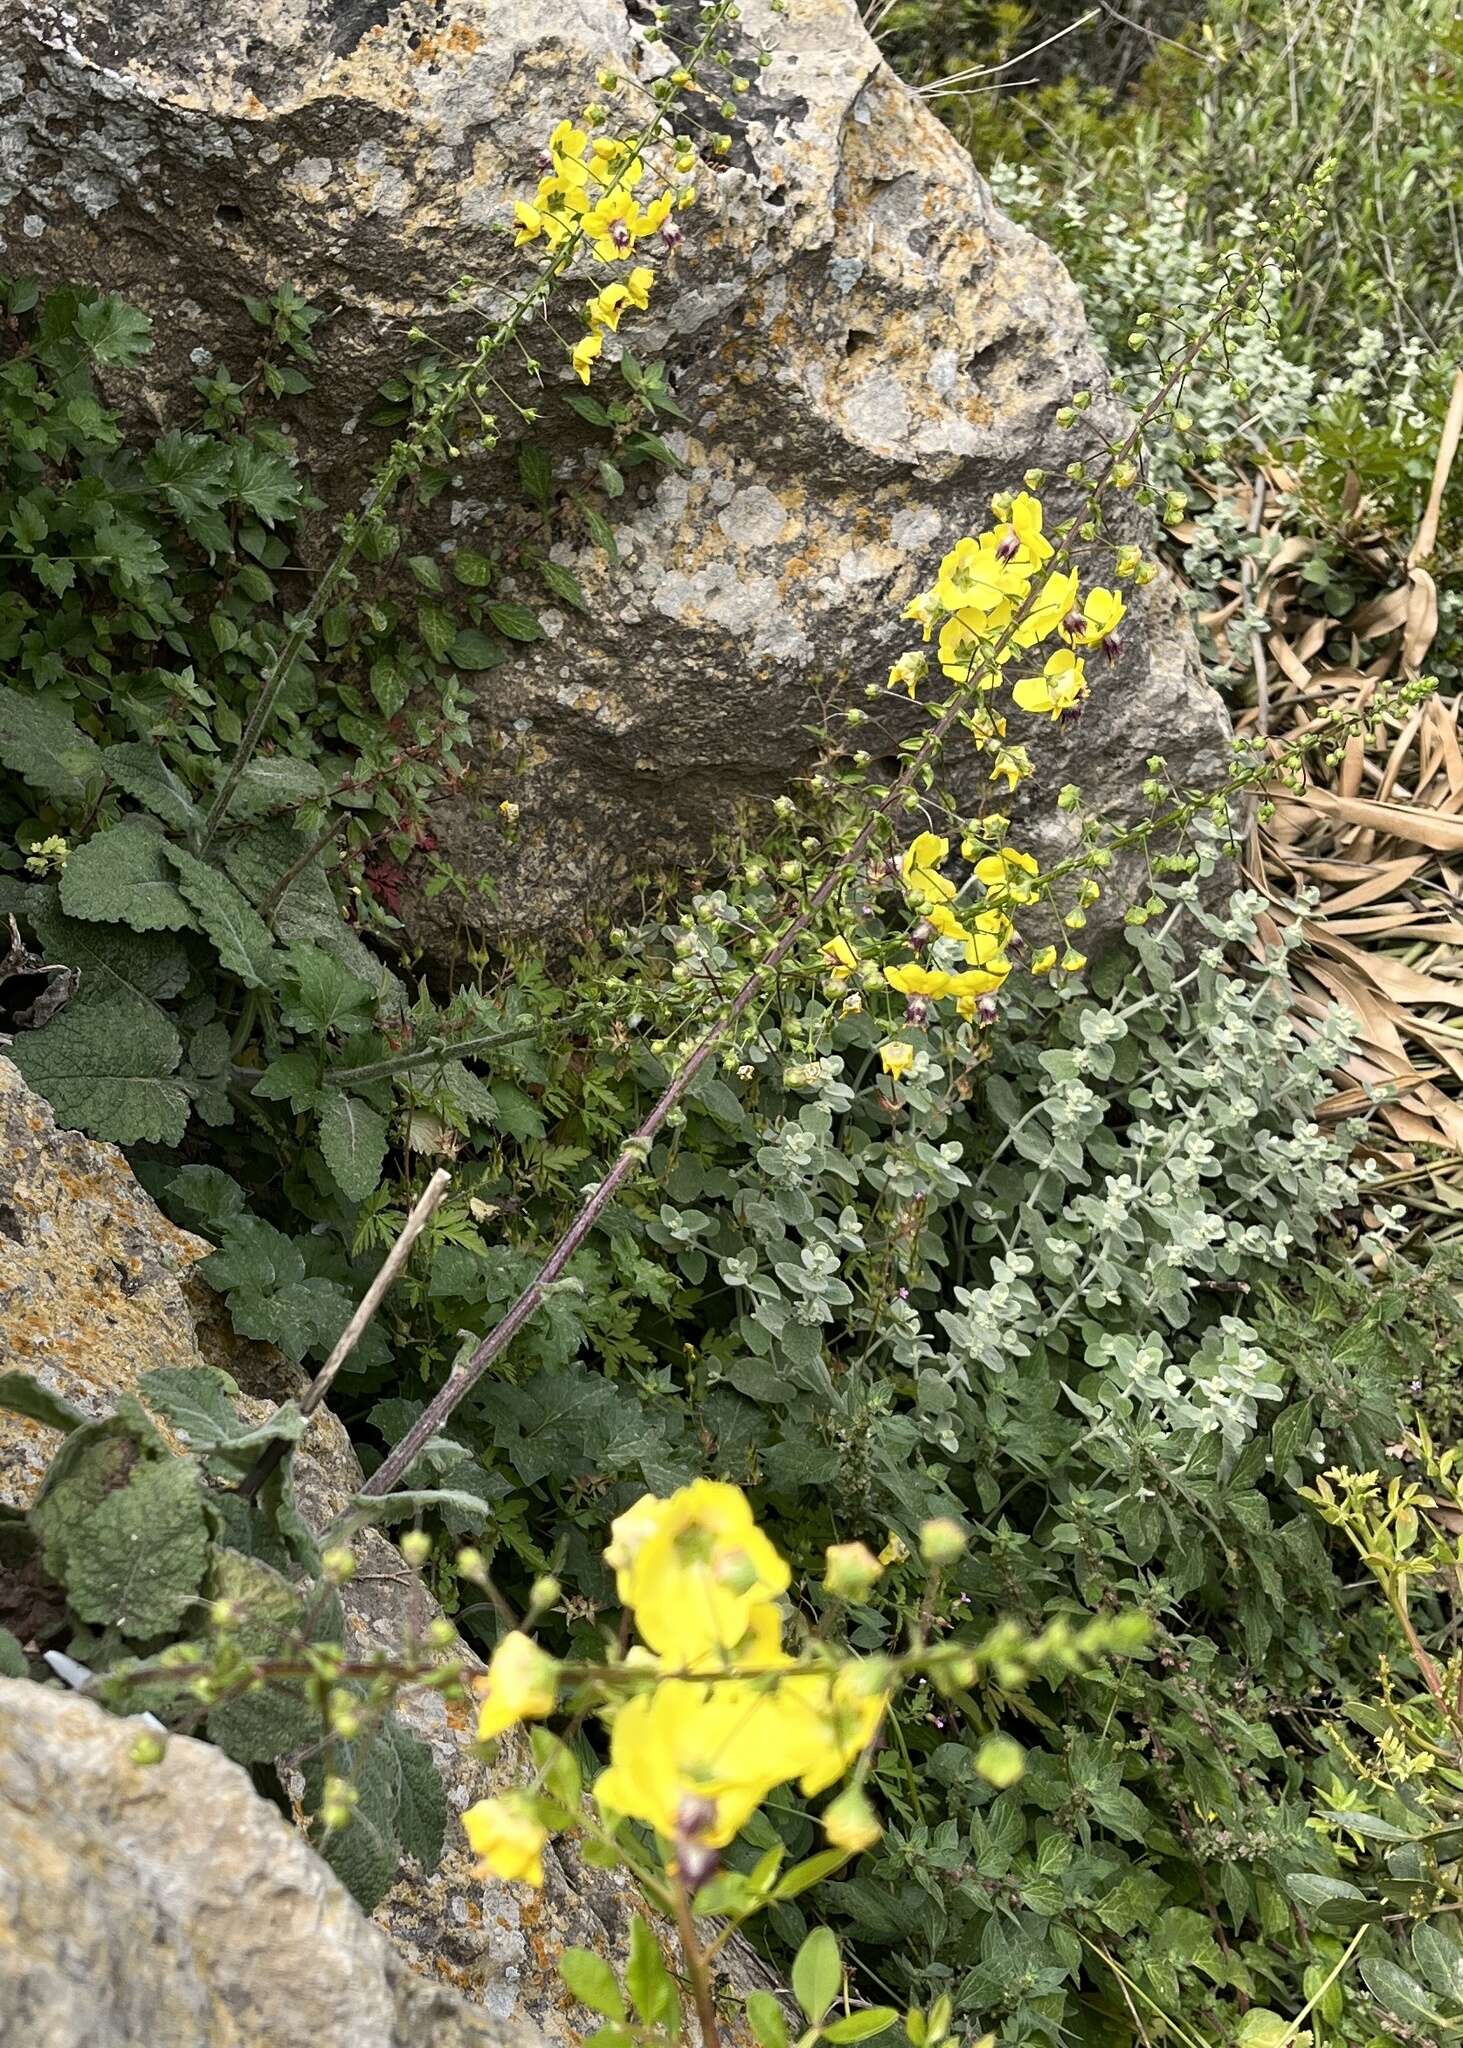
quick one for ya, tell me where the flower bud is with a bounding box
[824,1541,884,1599]
[322,1545,356,1584]
[823,1785,882,1853]
[401,1530,432,1567]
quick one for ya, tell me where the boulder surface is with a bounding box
[1,0,1227,944]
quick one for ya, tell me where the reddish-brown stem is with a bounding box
[671,1875,723,2048]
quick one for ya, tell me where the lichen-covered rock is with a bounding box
[1,0,1227,947]
[0,1056,778,2032]
[0,1676,531,2048]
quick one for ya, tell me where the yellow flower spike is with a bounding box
[606,1480,791,1663]
[462,1793,547,1886]
[879,1041,916,1081]
[1012,648,1087,721]
[571,331,603,384]
[474,1630,560,1741]
[594,1676,798,1848]
[1030,945,1058,975]
[820,934,858,983]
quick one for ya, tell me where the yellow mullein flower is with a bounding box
[901,831,956,908]
[989,745,1032,792]
[586,283,633,332]
[624,264,655,309]
[637,191,674,237]
[462,1793,547,1886]
[594,1675,795,1847]
[474,1630,559,1741]
[885,962,957,1000]
[948,964,1008,1001]
[935,537,1025,619]
[1069,587,1126,648]
[992,490,1054,570]
[938,611,1003,684]
[878,1041,915,1081]
[606,1480,791,1664]
[582,185,641,259]
[821,934,858,983]
[902,589,942,641]
[889,649,928,697]
[571,331,603,384]
[974,848,1040,905]
[1061,948,1088,973]
[1012,648,1087,721]
[513,199,568,248]
[549,119,590,179]
[1011,568,1079,648]
[961,915,1012,975]
[777,1661,892,1795]
[927,901,973,945]
[588,135,644,188]
[1030,945,1058,974]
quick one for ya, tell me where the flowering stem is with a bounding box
[671,1874,723,2048]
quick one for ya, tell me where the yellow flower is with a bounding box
[778,1661,892,1794]
[937,611,1003,685]
[462,1793,547,1886]
[822,1784,882,1854]
[926,902,972,945]
[821,934,859,983]
[638,191,674,237]
[992,490,1054,570]
[974,847,1040,905]
[571,331,603,384]
[1067,587,1125,648]
[878,1041,916,1081]
[902,589,942,641]
[1012,568,1078,649]
[901,831,956,909]
[989,745,1032,793]
[549,119,590,179]
[889,649,928,697]
[1061,948,1088,973]
[885,962,955,1000]
[594,1675,796,1847]
[1012,648,1087,721]
[1030,945,1058,974]
[474,1630,559,1741]
[624,264,656,309]
[586,284,633,332]
[582,185,641,260]
[587,135,645,188]
[935,537,1025,619]
[607,1480,791,1664]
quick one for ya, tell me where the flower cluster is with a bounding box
[512,116,696,384]
[461,1481,891,1888]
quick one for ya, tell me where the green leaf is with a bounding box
[253,1049,326,1112]
[577,497,620,562]
[144,429,232,535]
[318,1093,389,1202]
[230,439,302,525]
[774,1848,849,1899]
[310,1791,400,1915]
[226,755,326,819]
[276,943,377,1036]
[139,1364,305,1464]
[74,294,153,366]
[0,1371,88,1435]
[626,1916,674,2027]
[9,992,187,1145]
[1285,1873,1379,1925]
[564,392,613,428]
[518,443,554,511]
[486,601,543,643]
[65,1455,210,1639]
[559,1949,626,2021]
[163,843,277,986]
[746,1992,789,2048]
[451,548,494,588]
[205,1550,319,1762]
[0,685,103,807]
[1412,1922,1463,2003]
[449,627,509,671]
[60,823,192,933]
[535,556,589,611]
[30,898,189,1007]
[1359,1957,1445,2029]
[91,514,168,590]
[0,1628,26,1678]
[103,743,201,832]
[823,2011,899,2043]
[622,430,682,470]
[345,1487,493,1527]
[792,1927,842,2025]
[383,1714,448,1872]
[529,1727,582,1810]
